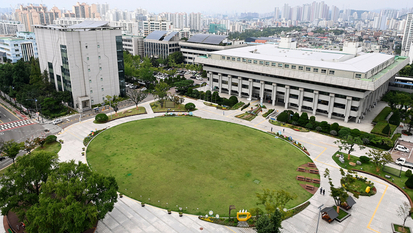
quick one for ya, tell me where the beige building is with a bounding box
[14,4,61,32]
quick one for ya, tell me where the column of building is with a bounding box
[208,72,213,91]
[298,88,304,112]
[272,84,277,106]
[328,93,335,119]
[344,97,352,123]
[248,79,253,100]
[218,74,222,93]
[260,81,264,104]
[312,91,319,115]
[238,77,242,98]
[228,75,232,95]
[284,86,290,109]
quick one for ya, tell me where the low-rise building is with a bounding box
[144,31,180,58]
[0,31,37,63]
[122,34,144,57]
[196,42,409,123]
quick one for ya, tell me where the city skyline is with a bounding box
[3,0,412,15]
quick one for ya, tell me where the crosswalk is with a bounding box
[0,119,34,131]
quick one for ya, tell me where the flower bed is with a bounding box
[235,112,256,121]
[271,132,310,156]
[262,109,274,118]
[341,175,376,197]
[83,128,108,146]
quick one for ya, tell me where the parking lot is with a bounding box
[391,140,413,162]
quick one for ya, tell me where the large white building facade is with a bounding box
[34,21,126,112]
[196,43,409,123]
[0,31,38,63]
[401,13,413,63]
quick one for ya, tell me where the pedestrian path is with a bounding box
[56,99,413,233]
[0,119,34,132]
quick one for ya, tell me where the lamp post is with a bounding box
[316,204,324,233]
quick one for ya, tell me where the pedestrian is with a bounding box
[319,187,323,194]
[271,127,273,132]
[323,189,325,196]
[223,111,224,115]
[283,128,285,133]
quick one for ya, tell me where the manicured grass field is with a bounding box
[86,117,317,216]
[33,141,61,154]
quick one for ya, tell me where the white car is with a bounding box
[196,76,203,81]
[52,119,63,125]
[395,145,410,153]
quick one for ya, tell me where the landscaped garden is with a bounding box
[150,101,188,112]
[86,117,317,216]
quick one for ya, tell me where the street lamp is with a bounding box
[316,204,324,233]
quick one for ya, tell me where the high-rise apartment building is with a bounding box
[282,4,291,20]
[34,21,125,112]
[14,4,62,32]
[189,13,202,31]
[401,13,413,62]
[0,20,26,35]
[0,31,38,63]
[274,7,280,20]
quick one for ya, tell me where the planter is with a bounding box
[141,203,145,207]
[168,209,171,214]
[179,212,183,217]
[391,223,412,233]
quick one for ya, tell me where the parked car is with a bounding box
[52,119,63,125]
[395,145,410,153]
[395,158,413,168]
[0,156,6,161]
[196,76,203,81]
[190,76,196,79]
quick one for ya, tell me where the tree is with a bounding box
[324,168,349,213]
[255,189,296,214]
[153,82,170,108]
[291,112,299,122]
[406,175,413,189]
[298,112,309,127]
[334,135,365,160]
[256,209,283,233]
[170,95,184,109]
[24,138,38,154]
[34,137,46,148]
[127,89,148,109]
[382,123,391,136]
[389,110,401,126]
[397,202,412,232]
[0,151,58,222]
[229,96,238,106]
[277,111,289,123]
[105,95,119,115]
[95,113,109,123]
[366,149,392,172]
[185,103,196,111]
[331,122,339,131]
[1,140,24,163]
[25,160,118,232]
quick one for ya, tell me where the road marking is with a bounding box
[319,141,337,148]
[367,184,388,233]
[67,130,83,141]
[0,103,19,119]
[254,119,267,127]
[224,226,237,233]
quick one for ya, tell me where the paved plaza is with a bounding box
[55,96,413,233]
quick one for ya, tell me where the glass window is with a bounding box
[259,61,264,65]
[237,57,240,61]
[97,44,100,48]
[329,70,335,75]
[99,67,102,70]
[253,60,257,64]
[313,68,318,72]
[248,60,252,63]
[101,78,103,81]
[299,66,304,70]
[98,56,101,59]
[271,62,276,66]
[90,90,93,93]
[87,57,89,60]
[278,63,283,67]
[88,68,90,72]
[221,56,225,60]
[321,69,326,74]
[291,65,296,69]
[227,56,231,60]
[265,62,269,66]
[242,58,247,62]
[285,64,289,68]
[355,74,361,78]
[102,88,104,91]
[232,57,235,61]
[89,80,92,83]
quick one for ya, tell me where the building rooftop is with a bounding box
[145,31,179,42]
[210,44,394,73]
[67,20,109,29]
[187,34,227,45]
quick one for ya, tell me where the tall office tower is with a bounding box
[274,7,280,20]
[331,6,339,22]
[302,4,311,22]
[189,13,202,31]
[34,21,126,112]
[401,13,413,58]
[282,4,291,20]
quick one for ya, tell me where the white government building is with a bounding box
[196,39,409,122]
[34,21,126,112]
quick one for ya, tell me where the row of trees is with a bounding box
[0,58,71,118]
[277,110,394,150]
[227,27,302,40]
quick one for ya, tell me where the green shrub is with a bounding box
[298,112,309,127]
[330,130,337,136]
[382,124,390,136]
[372,107,392,123]
[241,102,250,111]
[339,128,351,138]
[277,111,289,123]
[359,156,370,164]
[231,101,245,110]
[351,128,361,137]
[389,110,401,126]
[406,169,412,178]
[95,113,109,123]
[45,135,57,144]
[185,102,196,111]
[305,123,314,130]
[331,122,339,131]
[405,175,413,189]
[292,113,300,122]
[315,126,322,132]
[309,116,316,123]
[229,96,238,106]
[319,121,330,133]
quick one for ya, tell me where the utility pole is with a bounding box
[316,204,324,233]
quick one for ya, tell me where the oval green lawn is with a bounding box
[86,117,317,216]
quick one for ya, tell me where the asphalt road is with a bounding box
[0,103,20,124]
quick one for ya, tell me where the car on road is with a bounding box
[0,157,5,161]
[395,158,413,168]
[52,119,63,125]
[395,145,410,153]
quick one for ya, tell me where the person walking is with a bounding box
[323,189,325,196]
[283,128,285,133]
[319,187,323,194]
[271,127,273,132]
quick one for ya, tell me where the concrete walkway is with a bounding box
[57,97,413,233]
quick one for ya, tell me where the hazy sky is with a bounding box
[9,0,413,14]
